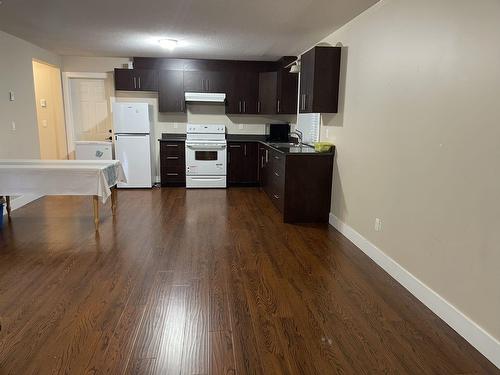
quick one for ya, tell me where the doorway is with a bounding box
[62,72,114,159]
[32,60,68,159]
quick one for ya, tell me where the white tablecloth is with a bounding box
[0,160,126,203]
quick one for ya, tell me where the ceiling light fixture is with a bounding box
[284,58,300,74]
[289,62,300,74]
[158,39,178,50]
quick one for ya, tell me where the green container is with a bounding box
[313,142,334,153]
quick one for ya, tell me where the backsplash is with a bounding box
[114,91,296,181]
[115,91,296,136]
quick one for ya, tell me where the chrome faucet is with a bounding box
[289,129,303,146]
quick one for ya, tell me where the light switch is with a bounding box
[9,91,15,101]
[11,121,16,131]
[42,120,48,128]
[40,99,47,108]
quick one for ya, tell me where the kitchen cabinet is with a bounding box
[226,71,259,114]
[159,70,185,113]
[258,69,298,114]
[227,142,259,185]
[160,140,186,186]
[299,46,341,113]
[183,70,229,93]
[260,144,334,222]
[114,68,158,91]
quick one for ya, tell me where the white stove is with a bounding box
[185,124,227,188]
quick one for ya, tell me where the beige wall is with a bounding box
[32,60,67,159]
[319,0,500,340]
[62,56,130,73]
[0,30,61,159]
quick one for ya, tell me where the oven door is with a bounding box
[185,142,227,176]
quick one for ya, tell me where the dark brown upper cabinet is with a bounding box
[114,68,158,91]
[258,69,298,115]
[226,71,259,114]
[299,46,341,113]
[183,70,230,93]
[158,70,185,113]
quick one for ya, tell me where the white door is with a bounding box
[70,78,112,141]
[115,135,152,188]
[112,103,150,134]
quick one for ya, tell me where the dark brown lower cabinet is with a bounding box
[227,142,259,185]
[160,140,186,186]
[260,144,334,223]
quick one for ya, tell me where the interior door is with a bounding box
[70,78,112,141]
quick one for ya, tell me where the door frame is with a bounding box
[62,72,109,157]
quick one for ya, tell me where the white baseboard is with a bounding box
[2,194,42,215]
[329,213,500,369]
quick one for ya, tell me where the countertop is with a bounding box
[159,133,334,155]
[158,133,186,142]
[226,134,334,155]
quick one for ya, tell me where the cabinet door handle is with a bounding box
[261,156,264,168]
[265,149,268,163]
[138,76,141,89]
[274,171,280,177]
[243,101,246,113]
[257,101,261,113]
[273,194,280,199]
[166,144,179,147]
[273,155,280,160]
[167,156,179,160]
[167,173,179,176]
[238,101,242,113]
[229,145,241,148]
[133,76,137,89]
[206,79,209,92]
[244,144,247,156]
[277,99,280,113]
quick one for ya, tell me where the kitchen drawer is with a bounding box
[163,162,186,175]
[269,151,285,177]
[160,141,186,187]
[269,184,285,212]
[164,171,185,180]
[161,142,185,157]
[162,154,185,166]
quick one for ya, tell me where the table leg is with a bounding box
[5,196,11,220]
[93,195,99,231]
[111,188,117,216]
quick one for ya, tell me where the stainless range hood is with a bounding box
[184,92,226,103]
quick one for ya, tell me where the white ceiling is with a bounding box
[0,0,378,60]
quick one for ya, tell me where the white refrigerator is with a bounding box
[112,102,155,188]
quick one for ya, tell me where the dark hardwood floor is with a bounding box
[0,188,497,374]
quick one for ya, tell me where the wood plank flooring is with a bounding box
[0,188,498,374]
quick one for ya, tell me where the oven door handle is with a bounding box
[186,144,227,150]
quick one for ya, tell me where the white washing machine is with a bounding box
[75,141,113,160]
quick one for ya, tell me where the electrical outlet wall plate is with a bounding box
[375,218,382,231]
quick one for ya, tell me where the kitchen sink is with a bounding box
[269,142,301,147]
